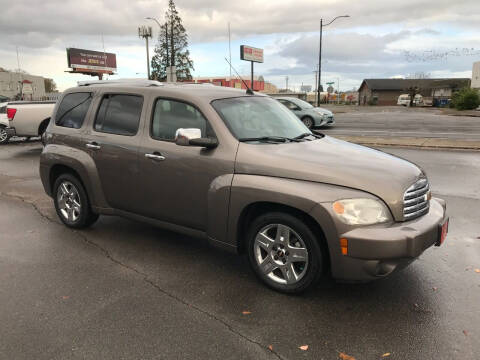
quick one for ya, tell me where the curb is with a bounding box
[331,135,480,150]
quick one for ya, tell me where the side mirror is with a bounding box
[175,128,201,146]
[175,128,218,149]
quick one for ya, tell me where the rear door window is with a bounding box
[94,94,143,136]
[55,92,92,129]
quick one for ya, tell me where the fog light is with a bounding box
[340,238,348,255]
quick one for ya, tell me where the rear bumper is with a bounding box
[5,127,16,137]
[329,198,448,281]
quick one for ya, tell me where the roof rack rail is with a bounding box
[77,79,163,87]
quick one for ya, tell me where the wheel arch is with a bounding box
[236,201,330,270]
[40,144,108,210]
[49,164,84,195]
[38,117,51,136]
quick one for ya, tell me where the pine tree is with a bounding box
[151,0,194,81]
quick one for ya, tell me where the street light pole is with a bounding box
[316,15,349,107]
[317,19,322,107]
[138,26,152,79]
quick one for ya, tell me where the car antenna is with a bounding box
[224,57,254,95]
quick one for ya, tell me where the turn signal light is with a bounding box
[333,201,345,214]
[340,238,348,255]
[7,108,17,120]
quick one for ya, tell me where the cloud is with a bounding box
[1,0,479,91]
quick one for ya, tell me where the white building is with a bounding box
[0,68,46,100]
[472,61,480,89]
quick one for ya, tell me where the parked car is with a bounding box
[397,94,423,106]
[276,96,334,128]
[39,80,448,293]
[5,101,56,139]
[0,102,9,144]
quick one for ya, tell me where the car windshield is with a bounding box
[291,98,314,109]
[211,96,312,141]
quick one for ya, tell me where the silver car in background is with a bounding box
[276,96,334,129]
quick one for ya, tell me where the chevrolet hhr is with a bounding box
[39,80,449,293]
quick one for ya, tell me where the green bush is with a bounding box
[450,87,480,110]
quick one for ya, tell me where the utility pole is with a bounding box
[316,15,350,106]
[337,77,340,104]
[285,76,289,92]
[228,22,232,80]
[138,26,152,79]
[313,64,318,92]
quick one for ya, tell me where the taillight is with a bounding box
[7,108,17,120]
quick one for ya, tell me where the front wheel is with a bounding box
[0,126,10,144]
[53,174,99,228]
[247,212,324,293]
[301,116,314,129]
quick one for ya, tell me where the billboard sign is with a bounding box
[240,45,264,63]
[67,48,117,74]
[301,85,312,92]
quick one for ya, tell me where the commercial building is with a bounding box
[0,68,46,100]
[472,61,480,89]
[358,78,471,106]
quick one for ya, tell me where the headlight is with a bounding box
[332,198,392,225]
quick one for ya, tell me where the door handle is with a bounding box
[145,152,166,161]
[86,142,101,150]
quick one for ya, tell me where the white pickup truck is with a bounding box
[5,101,56,143]
[0,102,10,144]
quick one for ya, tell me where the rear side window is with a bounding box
[151,99,209,140]
[55,92,92,128]
[94,94,143,136]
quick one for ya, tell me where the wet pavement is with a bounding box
[321,107,480,141]
[0,141,479,359]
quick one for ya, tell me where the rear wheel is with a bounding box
[301,116,314,129]
[247,212,324,293]
[0,125,10,144]
[53,174,99,228]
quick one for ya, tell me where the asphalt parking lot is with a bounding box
[320,106,480,149]
[1,138,479,359]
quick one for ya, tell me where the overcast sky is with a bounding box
[1,0,480,91]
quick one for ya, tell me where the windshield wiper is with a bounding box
[238,136,301,143]
[294,132,323,140]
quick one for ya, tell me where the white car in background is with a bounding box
[397,94,423,106]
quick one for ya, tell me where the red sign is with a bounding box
[67,48,117,74]
[240,45,264,63]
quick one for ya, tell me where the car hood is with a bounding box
[313,107,332,115]
[235,135,423,220]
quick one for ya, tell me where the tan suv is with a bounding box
[39,80,449,293]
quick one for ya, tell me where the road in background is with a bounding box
[0,142,479,359]
[321,106,480,141]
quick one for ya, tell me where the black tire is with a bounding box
[247,212,324,294]
[0,125,10,144]
[53,174,99,228]
[301,116,314,129]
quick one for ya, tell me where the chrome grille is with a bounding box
[403,178,430,220]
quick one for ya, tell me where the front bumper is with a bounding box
[329,198,448,281]
[5,127,16,137]
[323,115,335,126]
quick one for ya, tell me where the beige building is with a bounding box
[473,61,480,89]
[0,68,46,99]
[261,82,278,94]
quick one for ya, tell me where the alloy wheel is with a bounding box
[56,181,82,222]
[0,127,8,143]
[302,117,313,129]
[253,223,309,285]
